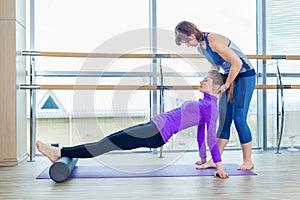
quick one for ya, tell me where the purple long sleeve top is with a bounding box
[151,93,221,163]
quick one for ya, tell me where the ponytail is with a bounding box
[227,81,235,104]
[220,73,235,104]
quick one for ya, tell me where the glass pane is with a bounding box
[157,0,256,54]
[266,0,300,149]
[34,89,150,147]
[32,0,150,151]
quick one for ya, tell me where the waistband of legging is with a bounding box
[223,69,256,79]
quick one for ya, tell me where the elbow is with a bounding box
[230,59,242,71]
[236,59,243,69]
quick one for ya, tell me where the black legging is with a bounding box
[61,121,165,158]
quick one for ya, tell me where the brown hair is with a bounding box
[175,21,204,45]
[227,82,235,104]
[219,73,235,104]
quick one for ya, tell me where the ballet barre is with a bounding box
[19,84,300,90]
[21,51,300,60]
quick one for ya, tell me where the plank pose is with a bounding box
[37,70,229,179]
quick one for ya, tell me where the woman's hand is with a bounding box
[217,84,229,96]
[214,162,229,179]
[214,169,229,179]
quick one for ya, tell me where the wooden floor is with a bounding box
[1,149,300,200]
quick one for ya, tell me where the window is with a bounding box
[265,0,300,148]
[28,1,260,154]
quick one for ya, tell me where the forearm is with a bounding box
[224,64,241,89]
[197,124,206,159]
[207,126,221,163]
[209,143,222,163]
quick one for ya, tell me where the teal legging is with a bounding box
[217,75,256,144]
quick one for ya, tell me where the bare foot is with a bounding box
[237,161,254,170]
[195,158,207,165]
[195,160,206,165]
[36,140,61,163]
[196,160,216,169]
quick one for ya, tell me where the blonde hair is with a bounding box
[208,70,234,103]
[207,70,223,85]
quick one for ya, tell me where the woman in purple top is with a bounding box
[36,70,228,179]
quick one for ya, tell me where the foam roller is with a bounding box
[49,157,78,183]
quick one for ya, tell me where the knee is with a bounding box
[233,117,252,144]
[233,115,247,128]
[239,134,252,144]
[218,130,230,140]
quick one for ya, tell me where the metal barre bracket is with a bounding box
[19,84,40,90]
[21,51,41,56]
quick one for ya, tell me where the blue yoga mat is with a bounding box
[37,164,256,179]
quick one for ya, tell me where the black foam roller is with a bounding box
[49,157,78,183]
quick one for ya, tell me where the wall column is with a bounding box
[0,0,27,166]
